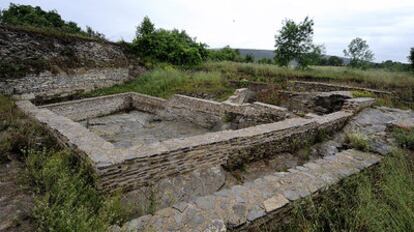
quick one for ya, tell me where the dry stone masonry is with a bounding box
[0,25,144,100]
[15,86,379,231]
[120,149,381,231]
[16,91,374,192]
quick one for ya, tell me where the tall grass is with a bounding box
[0,96,128,231]
[86,66,235,100]
[26,150,127,232]
[277,149,414,232]
[201,61,414,89]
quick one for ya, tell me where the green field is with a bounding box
[86,62,414,109]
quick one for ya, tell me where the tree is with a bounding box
[136,16,155,37]
[301,44,325,66]
[208,46,242,62]
[244,54,254,63]
[132,17,208,66]
[343,38,374,68]
[327,56,343,66]
[86,26,105,40]
[409,48,414,71]
[0,3,104,39]
[274,17,317,68]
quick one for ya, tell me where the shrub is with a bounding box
[345,131,370,151]
[208,46,243,62]
[132,17,208,66]
[392,128,414,150]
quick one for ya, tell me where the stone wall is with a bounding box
[120,149,382,231]
[286,81,392,96]
[0,25,144,100]
[166,94,292,129]
[41,93,132,121]
[16,92,354,193]
[97,111,352,192]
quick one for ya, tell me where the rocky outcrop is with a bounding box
[0,25,145,100]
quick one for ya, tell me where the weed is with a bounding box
[352,90,376,98]
[26,149,128,231]
[345,131,370,151]
[392,128,414,150]
[277,148,414,232]
[85,67,235,101]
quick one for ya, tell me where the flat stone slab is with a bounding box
[81,110,213,148]
[387,118,414,131]
[263,194,289,213]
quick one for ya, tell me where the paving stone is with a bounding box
[263,194,289,213]
[246,205,266,222]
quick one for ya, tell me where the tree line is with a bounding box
[1,3,413,70]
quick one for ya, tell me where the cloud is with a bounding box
[1,0,413,62]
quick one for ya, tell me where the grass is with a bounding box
[392,128,414,150]
[0,96,128,231]
[200,61,414,89]
[276,148,414,232]
[352,90,376,98]
[345,131,370,151]
[85,61,414,109]
[86,66,235,101]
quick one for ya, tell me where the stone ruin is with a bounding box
[17,81,403,232]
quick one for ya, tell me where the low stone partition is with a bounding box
[120,149,382,231]
[40,93,132,121]
[16,92,354,193]
[287,81,392,96]
[166,94,293,128]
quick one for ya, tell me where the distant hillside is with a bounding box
[237,48,351,65]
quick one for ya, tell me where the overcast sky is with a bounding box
[1,0,414,62]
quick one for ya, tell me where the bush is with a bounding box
[133,17,208,66]
[392,128,414,150]
[345,131,370,151]
[208,46,243,62]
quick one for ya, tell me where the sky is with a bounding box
[1,0,414,63]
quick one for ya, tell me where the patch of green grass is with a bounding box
[352,90,376,98]
[393,128,414,150]
[345,131,370,151]
[0,95,56,163]
[86,66,235,101]
[0,96,128,231]
[25,149,128,231]
[276,148,414,232]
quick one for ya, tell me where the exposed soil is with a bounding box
[0,158,33,232]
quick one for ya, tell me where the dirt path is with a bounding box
[0,159,33,232]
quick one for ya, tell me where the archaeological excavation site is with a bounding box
[16,79,404,231]
[1,7,414,232]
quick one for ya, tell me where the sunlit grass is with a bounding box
[86,66,235,100]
